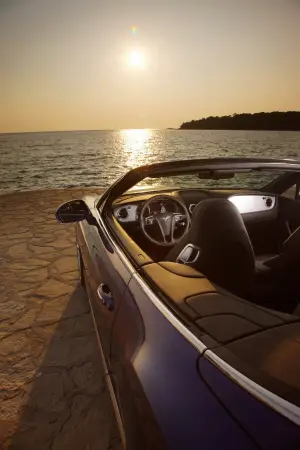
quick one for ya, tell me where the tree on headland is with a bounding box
[180,111,300,131]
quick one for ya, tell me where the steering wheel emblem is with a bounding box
[162,215,171,221]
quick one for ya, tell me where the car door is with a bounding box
[109,277,168,450]
[110,271,257,450]
[78,206,132,363]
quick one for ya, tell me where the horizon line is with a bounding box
[1,110,299,135]
[0,127,165,136]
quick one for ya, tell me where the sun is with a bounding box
[128,50,146,69]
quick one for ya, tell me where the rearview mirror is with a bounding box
[56,200,89,223]
[198,170,234,180]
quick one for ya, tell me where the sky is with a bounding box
[0,0,299,132]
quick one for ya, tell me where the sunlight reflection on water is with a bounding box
[121,129,153,168]
[0,129,300,193]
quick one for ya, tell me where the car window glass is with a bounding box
[125,170,285,192]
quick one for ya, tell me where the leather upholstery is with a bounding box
[283,225,300,264]
[158,261,205,278]
[166,198,255,296]
[256,225,300,273]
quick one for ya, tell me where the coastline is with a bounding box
[177,128,300,132]
[0,186,105,200]
[0,188,121,449]
[179,111,300,131]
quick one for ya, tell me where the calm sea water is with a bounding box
[0,129,300,194]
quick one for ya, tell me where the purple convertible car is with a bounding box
[56,158,300,450]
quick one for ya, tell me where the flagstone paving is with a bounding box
[0,189,121,450]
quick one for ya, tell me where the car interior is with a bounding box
[98,164,300,404]
[54,160,300,413]
[107,169,300,317]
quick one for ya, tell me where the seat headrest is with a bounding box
[188,198,255,296]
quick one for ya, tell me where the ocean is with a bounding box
[1,129,300,194]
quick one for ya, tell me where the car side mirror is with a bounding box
[56,199,89,223]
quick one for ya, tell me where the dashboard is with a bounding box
[114,204,140,223]
[114,199,178,223]
[228,195,275,214]
[113,192,277,224]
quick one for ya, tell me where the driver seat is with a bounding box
[165,198,255,297]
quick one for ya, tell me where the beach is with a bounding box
[0,188,121,449]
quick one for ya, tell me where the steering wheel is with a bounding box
[140,195,190,246]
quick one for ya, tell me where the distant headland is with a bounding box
[180,111,300,131]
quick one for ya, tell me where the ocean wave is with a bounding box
[1,129,300,194]
[27,144,54,148]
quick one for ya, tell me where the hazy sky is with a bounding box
[0,0,299,132]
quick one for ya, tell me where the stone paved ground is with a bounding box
[0,189,122,450]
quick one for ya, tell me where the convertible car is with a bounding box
[56,158,300,450]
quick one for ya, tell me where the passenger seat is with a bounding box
[255,225,300,276]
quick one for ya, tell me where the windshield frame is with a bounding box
[125,169,289,193]
[98,157,300,208]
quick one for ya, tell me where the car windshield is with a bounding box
[127,169,285,192]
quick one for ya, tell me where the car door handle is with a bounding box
[97,283,114,311]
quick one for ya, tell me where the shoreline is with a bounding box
[0,187,106,200]
[179,111,300,131]
[178,128,300,132]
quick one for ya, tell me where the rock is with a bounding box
[71,361,103,394]
[0,391,25,423]
[5,412,69,450]
[8,243,30,258]
[25,373,66,413]
[43,336,97,368]
[10,309,38,330]
[7,259,50,270]
[29,245,57,255]
[50,239,72,249]
[31,237,55,245]
[33,279,74,299]
[35,292,89,326]
[7,231,33,240]
[0,297,27,320]
[36,314,92,340]
[0,239,30,248]
[0,188,114,450]
[61,247,77,256]
[61,271,79,283]
[17,268,48,283]
[0,357,36,393]
[0,333,32,369]
[14,282,38,292]
[51,395,112,450]
[54,257,78,274]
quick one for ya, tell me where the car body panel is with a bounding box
[111,274,258,450]
[199,356,300,450]
[76,198,132,361]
